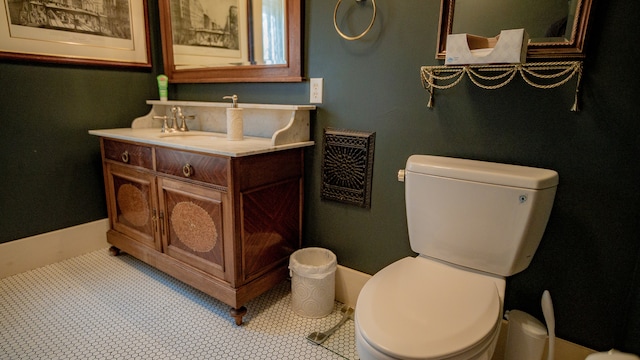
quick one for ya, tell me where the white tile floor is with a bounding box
[0,249,359,360]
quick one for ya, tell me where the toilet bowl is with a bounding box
[355,256,505,360]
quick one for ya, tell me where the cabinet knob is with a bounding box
[182,163,193,177]
[121,151,129,163]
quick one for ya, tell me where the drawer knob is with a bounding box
[182,163,193,177]
[121,151,129,163]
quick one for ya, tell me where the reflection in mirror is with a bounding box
[169,0,286,69]
[159,0,302,83]
[436,0,592,59]
[451,0,576,43]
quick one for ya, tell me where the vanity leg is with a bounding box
[108,246,121,256]
[230,306,247,326]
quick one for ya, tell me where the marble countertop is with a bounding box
[89,128,314,157]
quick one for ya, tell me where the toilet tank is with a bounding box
[404,155,558,277]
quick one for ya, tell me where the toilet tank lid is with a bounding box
[406,155,559,190]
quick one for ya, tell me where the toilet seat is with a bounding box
[355,256,502,360]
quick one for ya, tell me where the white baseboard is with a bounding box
[334,264,371,308]
[1,222,371,290]
[491,319,595,360]
[0,219,110,278]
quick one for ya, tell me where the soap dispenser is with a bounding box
[223,94,243,141]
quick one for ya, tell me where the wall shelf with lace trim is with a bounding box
[420,61,583,112]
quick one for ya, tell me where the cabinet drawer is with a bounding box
[103,139,153,169]
[156,147,228,187]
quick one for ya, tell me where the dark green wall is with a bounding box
[0,2,162,241]
[1,0,639,354]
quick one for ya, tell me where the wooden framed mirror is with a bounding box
[159,0,302,83]
[436,0,592,59]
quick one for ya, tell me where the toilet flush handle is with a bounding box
[398,169,405,182]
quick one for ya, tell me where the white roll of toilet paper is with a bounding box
[226,108,244,141]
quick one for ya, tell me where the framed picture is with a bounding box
[158,0,303,83]
[0,0,151,68]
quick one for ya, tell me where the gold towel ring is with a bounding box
[333,0,377,41]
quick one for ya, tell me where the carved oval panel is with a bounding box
[171,202,218,253]
[117,184,149,227]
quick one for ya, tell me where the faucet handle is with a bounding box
[177,114,195,132]
[153,115,170,133]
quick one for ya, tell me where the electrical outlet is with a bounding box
[310,78,323,104]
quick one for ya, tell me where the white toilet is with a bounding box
[355,155,559,360]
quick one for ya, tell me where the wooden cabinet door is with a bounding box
[240,178,302,283]
[157,177,230,282]
[105,163,160,251]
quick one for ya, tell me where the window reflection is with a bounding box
[262,0,286,64]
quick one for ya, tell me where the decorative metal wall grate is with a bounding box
[321,128,375,208]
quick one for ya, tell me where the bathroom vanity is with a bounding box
[90,100,315,325]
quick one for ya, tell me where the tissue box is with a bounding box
[445,29,529,65]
